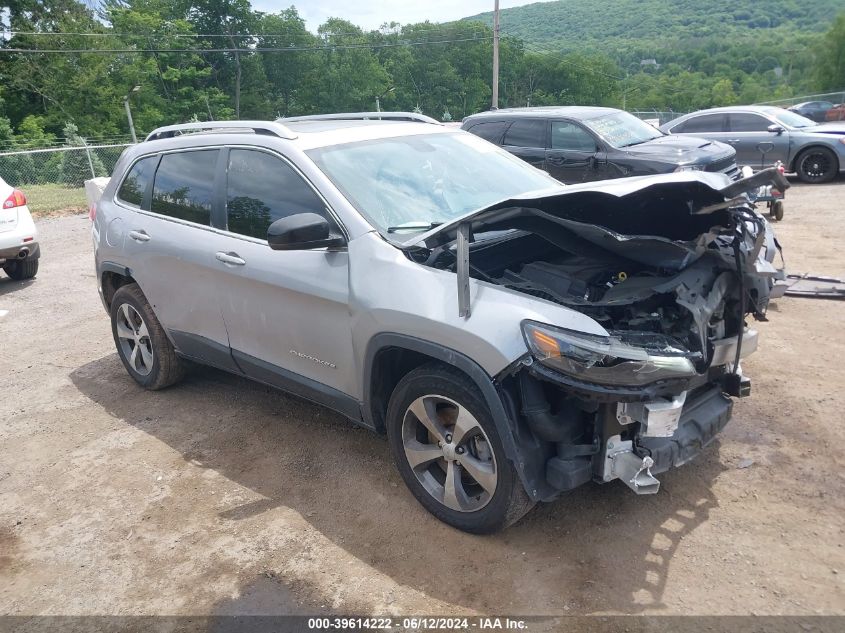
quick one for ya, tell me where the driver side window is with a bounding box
[550,121,597,152]
[225,149,331,240]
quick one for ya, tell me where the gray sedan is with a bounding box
[661,105,845,183]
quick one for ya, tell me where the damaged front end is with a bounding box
[403,169,787,499]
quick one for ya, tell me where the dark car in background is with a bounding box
[661,105,845,183]
[461,107,739,184]
[788,101,835,123]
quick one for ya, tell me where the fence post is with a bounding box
[81,138,96,179]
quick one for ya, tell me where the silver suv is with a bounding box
[92,119,782,533]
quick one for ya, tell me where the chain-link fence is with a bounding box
[629,111,688,126]
[755,91,845,108]
[0,143,131,188]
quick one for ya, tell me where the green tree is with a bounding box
[59,123,106,186]
[816,13,845,90]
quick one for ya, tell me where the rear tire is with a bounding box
[795,147,838,184]
[386,362,535,533]
[3,258,38,280]
[110,283,185,390]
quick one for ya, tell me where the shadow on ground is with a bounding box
[0,276,37,297]
[70,354,729,615]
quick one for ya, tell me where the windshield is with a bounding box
[307,132,557,233]
[582,111,664,148]
[771,109,815,129]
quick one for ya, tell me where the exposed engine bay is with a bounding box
[401,169,787,501]
[408,170,785,378]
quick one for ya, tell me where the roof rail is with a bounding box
[144,120,297,142]
[279,111,441,125]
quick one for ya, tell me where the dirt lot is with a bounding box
[1,181,844,620]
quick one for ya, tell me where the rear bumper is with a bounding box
[0,242,40,263]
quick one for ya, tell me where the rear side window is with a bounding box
[225,149,329,240]
[151,150,218,225]
[728,113,770,132]
[466,121,509,144]
[674,114,726,133]
[503,119,546,148]
[117,156,157,208]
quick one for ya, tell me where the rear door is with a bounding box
[500,119,548,170]
[119,148,238,371]
[212,147,357,405]
[726,113,790,168]
[669,113,730,145]
[545,119,605,183]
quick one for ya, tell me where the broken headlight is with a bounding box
[522,321,699,386]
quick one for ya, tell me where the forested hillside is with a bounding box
[466,0,845,113]
[0,0,843,153]
[466,0,839,53]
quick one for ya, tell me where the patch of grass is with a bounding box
[22,183,89,217]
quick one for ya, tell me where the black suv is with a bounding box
[462,106,740,184]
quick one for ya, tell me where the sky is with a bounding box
[251,1,543,32]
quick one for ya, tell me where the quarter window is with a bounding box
[550,121,597,152]
[502,119,546,148]
[151,150,218,225]
[117,156,157,208]
[225,149,329,240]
[674,114,726,133]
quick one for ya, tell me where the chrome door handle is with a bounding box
[727,139,740,144]
[215,251,246,266]
[128,230,150,243]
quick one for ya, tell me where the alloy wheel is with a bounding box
[401,394,498,512]
[115,303,154,376]
[800,151,833,181]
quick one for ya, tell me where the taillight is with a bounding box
[89,204,97,222]
[3,190,26,209]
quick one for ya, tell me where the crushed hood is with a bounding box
[402,169,788,271]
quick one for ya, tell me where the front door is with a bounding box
[545,120,605,183]
[726,113,790,168]
[212,148,357,411]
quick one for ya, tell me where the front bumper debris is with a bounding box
[599,386,732,492]
[637,387,732,475]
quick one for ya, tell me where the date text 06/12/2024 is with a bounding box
[306,617,528,630]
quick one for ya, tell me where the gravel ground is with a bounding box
[0,181,843,620]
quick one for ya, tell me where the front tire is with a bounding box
[386,363,534,533]
[110,283,185,390]
[3,258,38,280]
[795,147,838,184]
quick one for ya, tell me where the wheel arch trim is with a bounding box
[362,332,537,499]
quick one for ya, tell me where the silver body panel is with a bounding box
[94,124,610,401]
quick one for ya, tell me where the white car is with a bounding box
[0,176,39,281]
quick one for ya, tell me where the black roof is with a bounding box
[463,106,621,122]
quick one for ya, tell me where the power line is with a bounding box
[0,34,492,54]
[3,23,488,40]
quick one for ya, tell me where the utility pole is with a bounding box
[124,85,140,144]
[492,0,500,110]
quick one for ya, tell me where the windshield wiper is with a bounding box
[387,221,443,233]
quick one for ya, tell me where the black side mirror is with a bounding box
[767,124,785,136]
[267,213,345,251]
